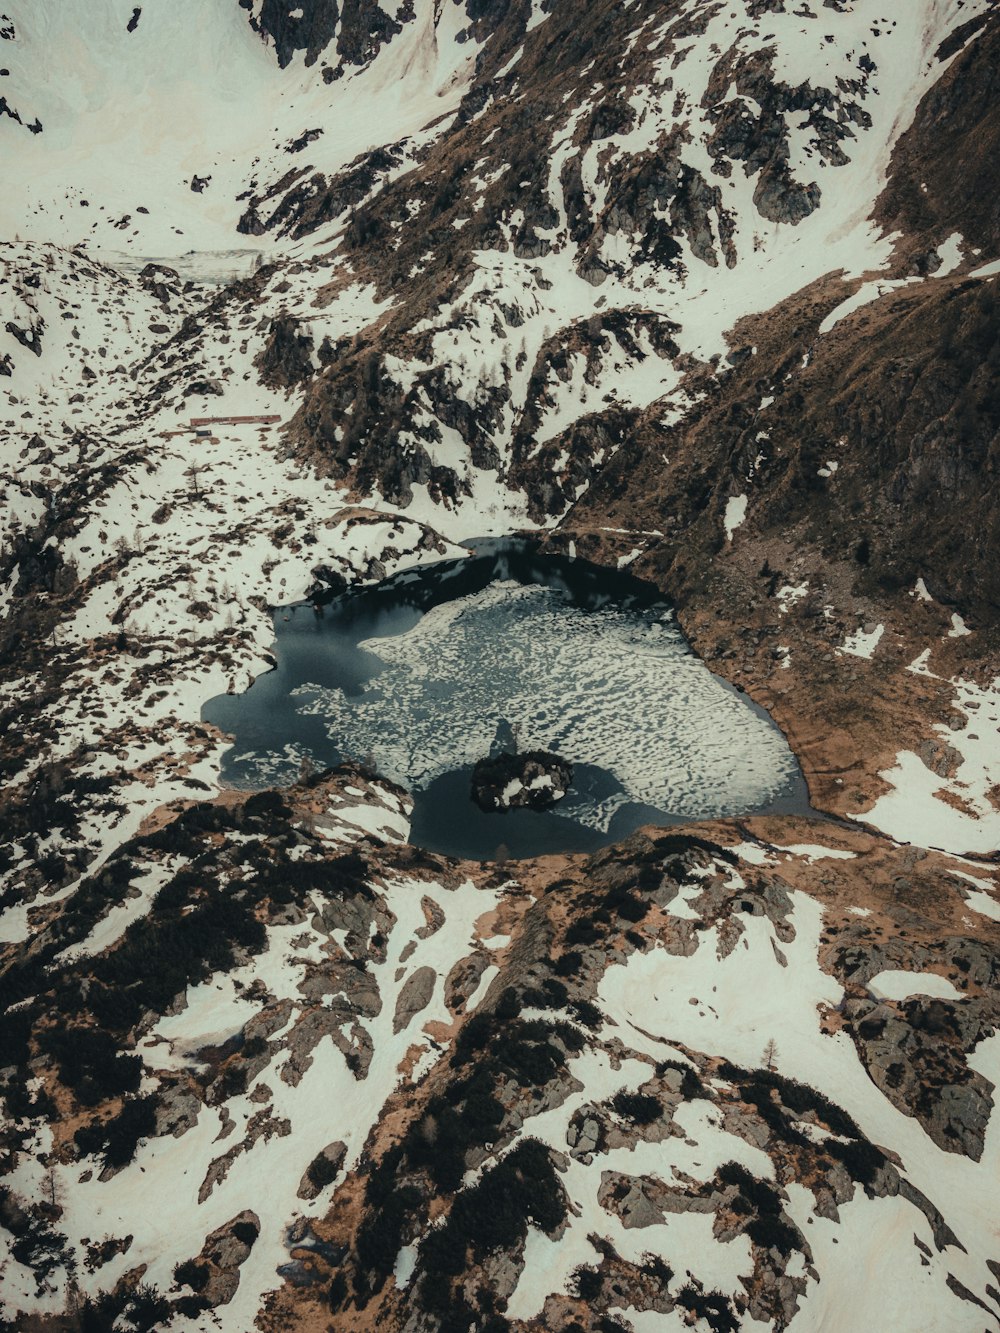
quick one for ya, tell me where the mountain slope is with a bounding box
[1,2,999,1331]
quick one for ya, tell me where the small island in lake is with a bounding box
[471,749,574,813]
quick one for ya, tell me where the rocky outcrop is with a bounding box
[179,1210,260,1309]
[392,965,436,1033]
[470,749,573,812]
[256,315,316,390]
[240,0,342,69]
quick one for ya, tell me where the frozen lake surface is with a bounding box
[205,540,811,859]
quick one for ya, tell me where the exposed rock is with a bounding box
[470,749,574,812]
[296,1141,347,1200]
[256,315,315,390]
[392,965,436,1034]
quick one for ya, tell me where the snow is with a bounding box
[2,0,999,1322]
[934,231,965,277]
[599,884,1000,1320]
[907,648,937,677]
[962,890,1000,924]
[148,976,259,1067]
[723,494,747,541]
[839,623,884,660]
[867,970,964,1003]
[505,1046,760,1322]
[0,0,481,258]
[25,859,502,1324]
[947,613,972,638]
[819,277,920,335]
[861,677,1000,855]
[788,1188,967,1333]
[776,582,808,614]
[775,843,857,864]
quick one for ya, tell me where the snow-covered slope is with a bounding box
[2,794,998,1331]
[0,0,482,255]
[1,2,999,1330]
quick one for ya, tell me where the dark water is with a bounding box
[204,539,813,860]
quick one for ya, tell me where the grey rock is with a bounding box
[393,966,436,1034]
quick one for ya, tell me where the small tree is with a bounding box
[185,461,207,499]
[762,1038,778,1071]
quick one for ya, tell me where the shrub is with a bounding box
[826,1137,885,1186]
[554,950,582,976]
[243,790,291,819]
[746,1212,800,1255]
[449,1138,566,1255]
[717,1162,779,1214]
[660,1060,707,1100]
[565,916,600,946]
[74,1095,157,1171]
[574,1265,603,1299]
[308,1153,341,1191]
[612,1091,661,1125]
[767,1075,860,1138]
[571,999,602,1029]
[174,1258,209,1292]
[231,1219,259,1247]
[355,1184,423,1288]
[643,1254,674,1287]
[420,1223,468,1277]
[675,1285,739,1333]
[38,1025,142,1106]
[328,1271,348,1311]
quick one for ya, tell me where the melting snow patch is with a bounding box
[962,890,1000,924]
[907,648,937,677]
[818,278,919,335]
[867,970,963,1003]
[776,844,857,863]
[859,677,1000,854]
[776,582,808,614]
[723,494,747,541]
[948,613,971,638]
[933,232,965,277]
[839,623,884,659]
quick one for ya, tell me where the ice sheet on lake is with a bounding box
[289,581,798,828]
